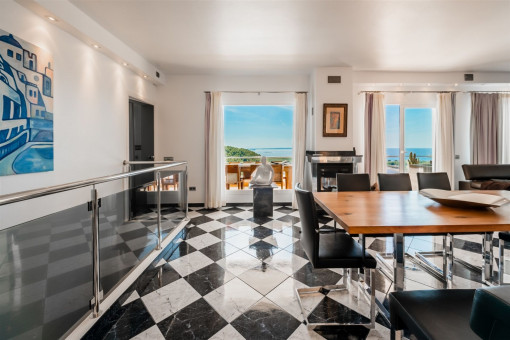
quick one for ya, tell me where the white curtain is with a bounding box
[364,93,386,186]
[433,93,455,187]
[205,92,226,208]
[498,94,510,164]
[292,93,307,209]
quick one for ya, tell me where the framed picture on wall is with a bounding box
[323,103,347,137]
[0,29,54,176]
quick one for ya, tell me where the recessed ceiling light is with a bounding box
[47,16,57,21]
[123,62,128,67]
[454,83,458,86]
[92,44,100,49]
[427,83,431,86]
[143,75,148,79]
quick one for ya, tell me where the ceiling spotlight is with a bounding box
[92,44,100,49]
[427,83,431,86]
[123,62,128,67]
[47,16,57,21]
[143,75,148,79]
[454,83,459,86]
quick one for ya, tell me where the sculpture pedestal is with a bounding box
[250,184,276,217]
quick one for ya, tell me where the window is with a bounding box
[16,53,21,61]
[7,49,13,58]
[385,103,434,188]
[0,73,8,86]
[18,72,26,83]
[224,105,294,190]
[43,75,52,96]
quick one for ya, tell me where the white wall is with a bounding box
[311,67,354,151]
[154,75,309,204]
[0,1,157,229]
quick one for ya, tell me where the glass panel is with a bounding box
[404,108,434,189]
[385,104,400,173]
[0,194,92,340]
[98,170,187,296]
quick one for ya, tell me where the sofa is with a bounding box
[460,164,510,190]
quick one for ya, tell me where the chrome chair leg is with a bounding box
[482,233,494,284]
[296,267,376,329]
[368,268,376,327]
[500,239,506,285]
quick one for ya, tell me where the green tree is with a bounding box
[225,146,260,162]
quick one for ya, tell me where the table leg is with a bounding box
[393,233,405,291]
[482,232,494,284]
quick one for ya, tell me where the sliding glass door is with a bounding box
[385,94,435,188]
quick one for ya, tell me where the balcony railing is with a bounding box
[225,156,293,190]
[386,154,432,174]
[0,161,188,339]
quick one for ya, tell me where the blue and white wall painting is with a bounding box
[0,29,53,176]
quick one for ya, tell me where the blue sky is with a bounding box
[224,105,294,149]
[385,105,433,149]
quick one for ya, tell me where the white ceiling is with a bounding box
[70,0,510,76]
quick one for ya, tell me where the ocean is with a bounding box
[249,147,293,158]
[246,147,432,161]
[387,148,432,162]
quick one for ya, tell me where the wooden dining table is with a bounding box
[313,190,510,291]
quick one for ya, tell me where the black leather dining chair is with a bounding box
[417,172,451,191]
[336,173,371,191]
[378,173,412,191]
[294,183,377,328]
[389,285,510,340]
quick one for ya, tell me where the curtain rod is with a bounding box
[465,91,510,93]
[359,90,510,95]
[358,90,460,95]
[204,91,308,94]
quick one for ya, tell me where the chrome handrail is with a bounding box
[0,161,187,206]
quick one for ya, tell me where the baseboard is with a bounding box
[189,202,293,207]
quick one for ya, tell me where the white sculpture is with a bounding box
[250,156,274,186]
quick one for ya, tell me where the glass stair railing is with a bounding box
[0,161,189,339]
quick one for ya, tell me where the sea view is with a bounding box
[244,147,432,161]
[249,147,293,158]
[387,147,432,162]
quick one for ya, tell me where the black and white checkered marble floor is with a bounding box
[83,205,509,340]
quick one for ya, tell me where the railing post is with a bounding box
[156,171,162,250]
[184,165,189,220]
[91,187,101,318]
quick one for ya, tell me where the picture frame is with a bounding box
[323,103,347,137]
